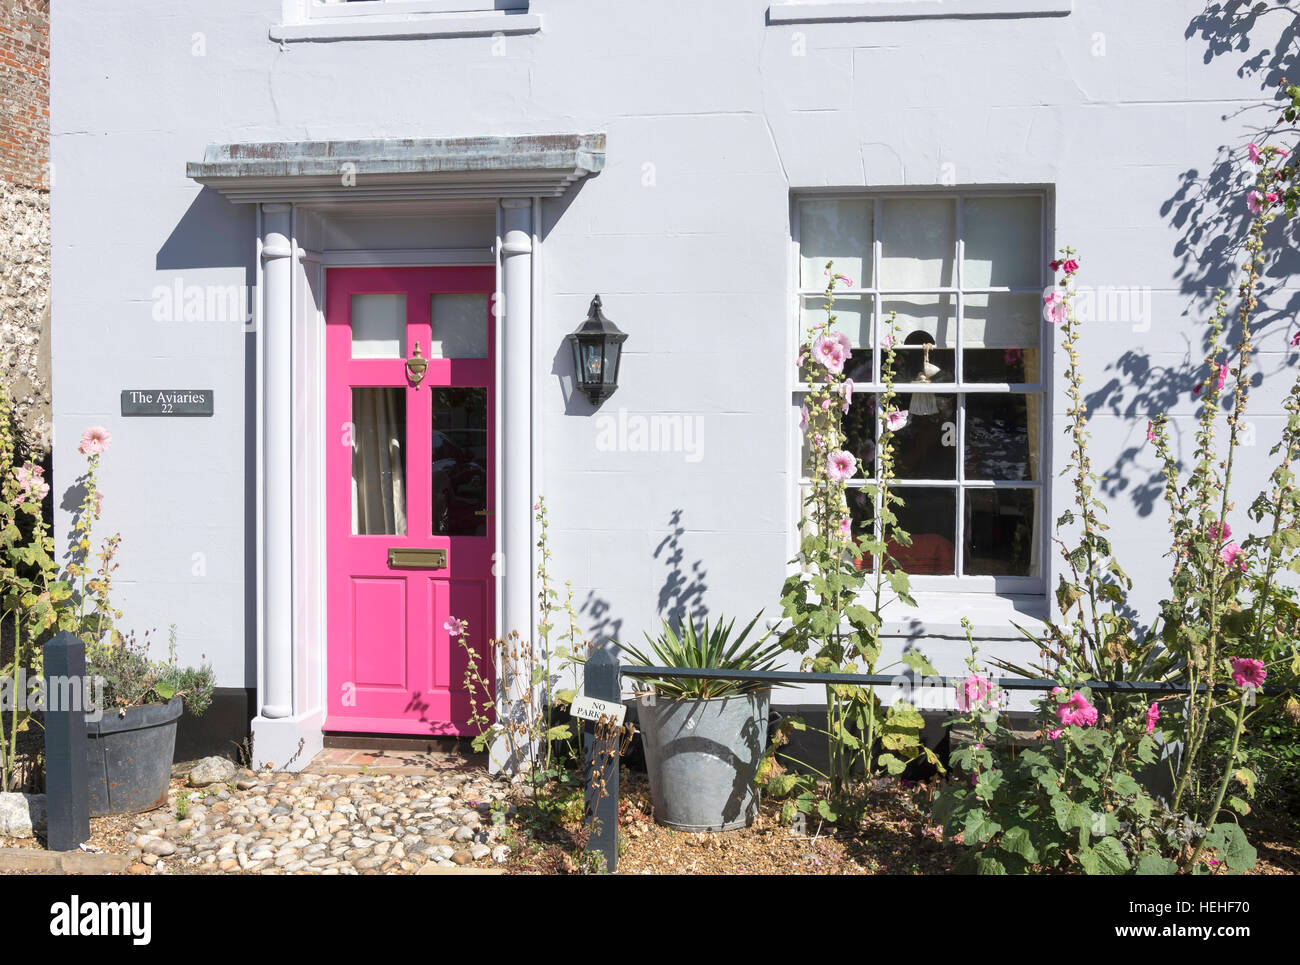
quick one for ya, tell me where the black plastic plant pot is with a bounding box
[85,697,182,816]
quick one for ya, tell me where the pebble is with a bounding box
[114,768,514,876]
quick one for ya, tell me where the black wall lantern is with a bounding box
[568,295,627,406]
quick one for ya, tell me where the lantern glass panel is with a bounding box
[603,340,620,384]
[580,341,604,383]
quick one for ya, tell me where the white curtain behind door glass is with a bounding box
[351,387,407,536]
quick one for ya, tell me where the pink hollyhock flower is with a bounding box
[1004,347,1022,365]
[1049,259,1061,271]
[956,674,995,712]
[825,344,847,375]
[834,273,853,287]
[1057,691,1099,728]
[1248,190,1264,214]
[839,517,852,538]
[1193,383,1203,396]
[886,410,910,432]
[799,405,808,433]
[1249,143,1262,164]
[1278,147,1291,158]
[832,331,853,357]
[821,399,833,411]
[1216,362,1229,391]
[811,334,837,369]
[839,378,854,414]
[13,464,49,504]
[1230,657,1267,690]
[1043,291,1066,324]
[881,334,894,351]
[1145,702,1160,735]
[1292,331,1300,348]
[1146,421,1157,443]
[826,450,857,482]
[1208,521,1232,543]
[1047,729,1063,741]
[1267,191,1280,203]
[444,617,467,637]
[1062,259,1079,275]
[78,426,111,456]
[1220,541,1247,572]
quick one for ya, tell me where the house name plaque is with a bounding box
[120,390,214,417]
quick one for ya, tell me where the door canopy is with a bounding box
[187,133,606,203]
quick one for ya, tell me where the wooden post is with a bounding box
[43,631,90,851]
[582,645,620,873]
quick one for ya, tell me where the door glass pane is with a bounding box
[351,294,406,360]
[880,199,955,288]
[890,486,956,575]
[965,488,1038,577]
[962,197,1042,288]
[351,387,407,536]
[799,200,873,290]
[432,387,489,537]
[430,292,489,359]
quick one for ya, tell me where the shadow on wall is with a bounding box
[1085,5,1300,518]
[654,509,710,629]
[1167,4,1300,318]
[580,509,716,656]
[156,188,258,690]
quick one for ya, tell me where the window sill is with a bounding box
[270,10,542,42]
[767,0,1072,23]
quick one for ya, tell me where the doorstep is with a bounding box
[303,747,485,777]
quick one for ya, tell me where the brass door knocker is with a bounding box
[405,342,428,388]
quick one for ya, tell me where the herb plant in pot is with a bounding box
[85,628,214,816]
[621,612,784,831]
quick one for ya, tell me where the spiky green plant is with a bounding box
[620,611,784,700]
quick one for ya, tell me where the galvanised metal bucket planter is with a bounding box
[637,689,769,831]
[85,697,182,816]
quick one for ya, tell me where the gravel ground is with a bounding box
[2,767,1296,875]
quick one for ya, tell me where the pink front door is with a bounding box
[325,266,495,735]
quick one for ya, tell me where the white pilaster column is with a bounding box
[500,199,533,644]
[260,203,294,719]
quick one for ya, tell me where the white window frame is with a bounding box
[789,187,1054,596]
[273,0,540,42]
[306,0,526,19]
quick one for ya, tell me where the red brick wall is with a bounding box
[0,0,48,189]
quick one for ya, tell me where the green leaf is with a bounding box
[1079,837,1129,875]
[766,773,800,797]
[1205,823,1257,874]
[1111,773,1141,797]
[999,826,1039,865]
[975,855,1007,875]
[877,752,906,775]
[963,809,1000,846]
[901,650,939,676]
[816,799,838,823]
[1135,853,1178,875]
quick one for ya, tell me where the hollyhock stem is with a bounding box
[1185,691,1248,872]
